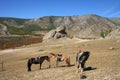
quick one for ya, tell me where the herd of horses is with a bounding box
[27,51,90,73]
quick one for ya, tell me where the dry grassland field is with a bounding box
[0,38,120,80]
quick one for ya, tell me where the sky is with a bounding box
[0,0,120,19]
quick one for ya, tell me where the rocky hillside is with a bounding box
[0,14,120,38]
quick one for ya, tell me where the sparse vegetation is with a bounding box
[100,29,112,38]
[0,17,29,25]
[7,24,42,35]
[42,26,56,31]
[12,18,29,25]
[100,30,105,38]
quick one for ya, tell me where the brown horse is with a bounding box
[27,55,51,71]
[49,53,70,67]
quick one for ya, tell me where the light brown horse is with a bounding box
[49,53,70,67]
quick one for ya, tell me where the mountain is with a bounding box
[0,14,120,38]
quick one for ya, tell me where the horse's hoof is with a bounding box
[81,68,83,72]
[28,70,31,72]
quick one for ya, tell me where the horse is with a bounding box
[27,55,51,71]
[49,53,70,67]
[76,51,90,73]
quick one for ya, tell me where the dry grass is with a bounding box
[0,38,120,80]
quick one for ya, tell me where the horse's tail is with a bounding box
[69,56,71,65]
[27,59,32,71]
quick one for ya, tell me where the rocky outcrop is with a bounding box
[43,26,67,41]
[106,28,120,39]
[0,24,9,35]
[43,30,56,41]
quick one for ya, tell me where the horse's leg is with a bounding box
[49,60,51,68]
[76,62,80,73]
[47,57,51,68]
[76,61,84,73]
[76,54,78,65]
[81,61,85,72]
[56,60,58,67]
[69,57,71,65]
[39,63,41,69]
[66,57,70,66]
[65,59,68,66]
[80,62,85,72]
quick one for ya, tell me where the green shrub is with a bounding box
[100,30,105,38]
[100,29,112,38]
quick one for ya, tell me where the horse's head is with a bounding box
[46,56,50,62]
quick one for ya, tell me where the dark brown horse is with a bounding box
[49,53,70,67]
[27,55,50,71]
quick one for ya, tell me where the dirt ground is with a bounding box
[0,38,120,80]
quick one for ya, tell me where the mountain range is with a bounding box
[0,14,120,38]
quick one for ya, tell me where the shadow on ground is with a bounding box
[59,64,75,67]
[28,64,75,72]
[84,66,97,71]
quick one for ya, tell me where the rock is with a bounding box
[56,25,66,33]
[43,30,56,41]
[109,47,115,50]
[54,32,66,39]
[0,24,9,35]
[43,26,67,42]
[54,32,61,39]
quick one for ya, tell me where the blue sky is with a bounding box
[0,0,120,18]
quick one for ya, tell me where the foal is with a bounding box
[27,55,51,71]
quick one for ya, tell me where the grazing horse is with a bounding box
[76,51,90,73]
[49,53,70,67]
[27,55,51,71]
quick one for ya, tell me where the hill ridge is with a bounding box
[0,14,120,38]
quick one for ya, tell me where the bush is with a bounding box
[100,29,112,38]
[100,30,105,38]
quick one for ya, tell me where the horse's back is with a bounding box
[77,51,90,62]
[83,51,90,61]
[83,51,90,58]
